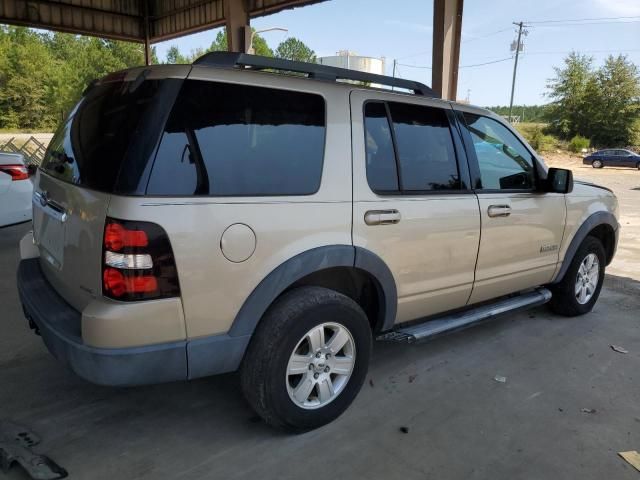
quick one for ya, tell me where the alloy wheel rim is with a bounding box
[286,322,356,410]
[575,253,599,305]
[593,160,602,168]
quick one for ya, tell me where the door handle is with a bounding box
[364,209,401,226]
[487,204,511,218]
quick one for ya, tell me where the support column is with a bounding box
[143,0,151,65]
[432,0,464,100]
[224,0,251,53]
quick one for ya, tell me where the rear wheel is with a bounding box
[549,236,605,316]
[592,159,603,168]
[636,162,640,170]
[240,286,372,432]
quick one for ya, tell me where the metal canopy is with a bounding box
[0,0,464,100]
[0,0,325,44]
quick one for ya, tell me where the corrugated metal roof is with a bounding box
[0,0,327,43]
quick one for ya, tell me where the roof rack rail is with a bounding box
[193,52,437,97]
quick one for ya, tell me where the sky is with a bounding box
[153,0,640,107]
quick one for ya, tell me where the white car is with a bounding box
[0,152,33,227]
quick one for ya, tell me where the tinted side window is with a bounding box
[363,101,460,193]
[389,103,459,191]
[364,102,399,192]
[463,113,536,190]
[147,80,325,196]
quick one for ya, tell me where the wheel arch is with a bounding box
[552,211,618,284]
[228,245,398,338]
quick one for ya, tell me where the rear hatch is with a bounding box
[34,67,187,311]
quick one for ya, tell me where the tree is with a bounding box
[208,29,273,57]
[589,55,640,146]
[275,37,316,63]
[546,52,594,139]
[166,45,191,64]
[546,53,640,146]
[0,26,147,130]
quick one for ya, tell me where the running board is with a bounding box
[377,288,552,344]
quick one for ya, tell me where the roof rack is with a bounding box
[193,52,437,97]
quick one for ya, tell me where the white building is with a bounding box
[318,50,386,77]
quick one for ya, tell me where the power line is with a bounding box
[525,48,640,55]
[531,20,640,27]
[397,56,514,70]
[526,15,640,24]
[462,27,513,43]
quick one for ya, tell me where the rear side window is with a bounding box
[147,80,326,196]
[41,80,164,192]
[364,101,460,194]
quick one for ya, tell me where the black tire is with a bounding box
[636,162,640,170]
[592,159,603,169]
[240,286,372,432]
[548,236,606,316]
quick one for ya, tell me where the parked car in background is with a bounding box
[0,152,33,227]
[583,149,640,169]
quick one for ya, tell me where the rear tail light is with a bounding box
[102,218,180,301]
[0,164,29,181]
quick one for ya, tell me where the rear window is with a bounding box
[41,79,165,192]
[146,80,326,196]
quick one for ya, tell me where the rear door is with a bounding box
[457,111,566,304]
[351,90,480,324]
[34,69,187,311]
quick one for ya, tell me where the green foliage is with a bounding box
[568,134,590,153]
[0,26,146,130]
[163,29,275,65]
[546,52,640,147]
[166,45,190,64]
[275,37,316,63]
[518,124,557,152]
[487,105,548,123]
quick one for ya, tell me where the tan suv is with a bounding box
[17,53,619,432]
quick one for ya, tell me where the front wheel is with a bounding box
[240,286,372,432]
[592,159,603,168]
[636,162,640,170]
[548,236,606,316]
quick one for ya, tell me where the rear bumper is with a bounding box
[17,258,251,386]
[17,258,187,386]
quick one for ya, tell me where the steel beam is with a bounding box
[432,0,464,100]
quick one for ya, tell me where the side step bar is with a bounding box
[377,288,552,344]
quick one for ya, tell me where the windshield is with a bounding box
[41,79,165,192]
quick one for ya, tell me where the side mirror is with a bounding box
[543,168,573,194]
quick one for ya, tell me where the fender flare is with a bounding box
[228,245,398,337]
[552,211,619,284]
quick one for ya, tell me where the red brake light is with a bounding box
[103,268,158,297]
[102,218,179,301]
[104,222,149,251]
[0,164,29,181]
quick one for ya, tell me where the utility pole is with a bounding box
[392,59,397,90]
[508,21,528,122]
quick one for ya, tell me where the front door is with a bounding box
[350,91,481,324]
[457,111,566,304]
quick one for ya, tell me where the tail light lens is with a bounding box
[0,164,29,181]
[102,218,180,301]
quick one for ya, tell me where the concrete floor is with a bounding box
[1,164,639,479]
